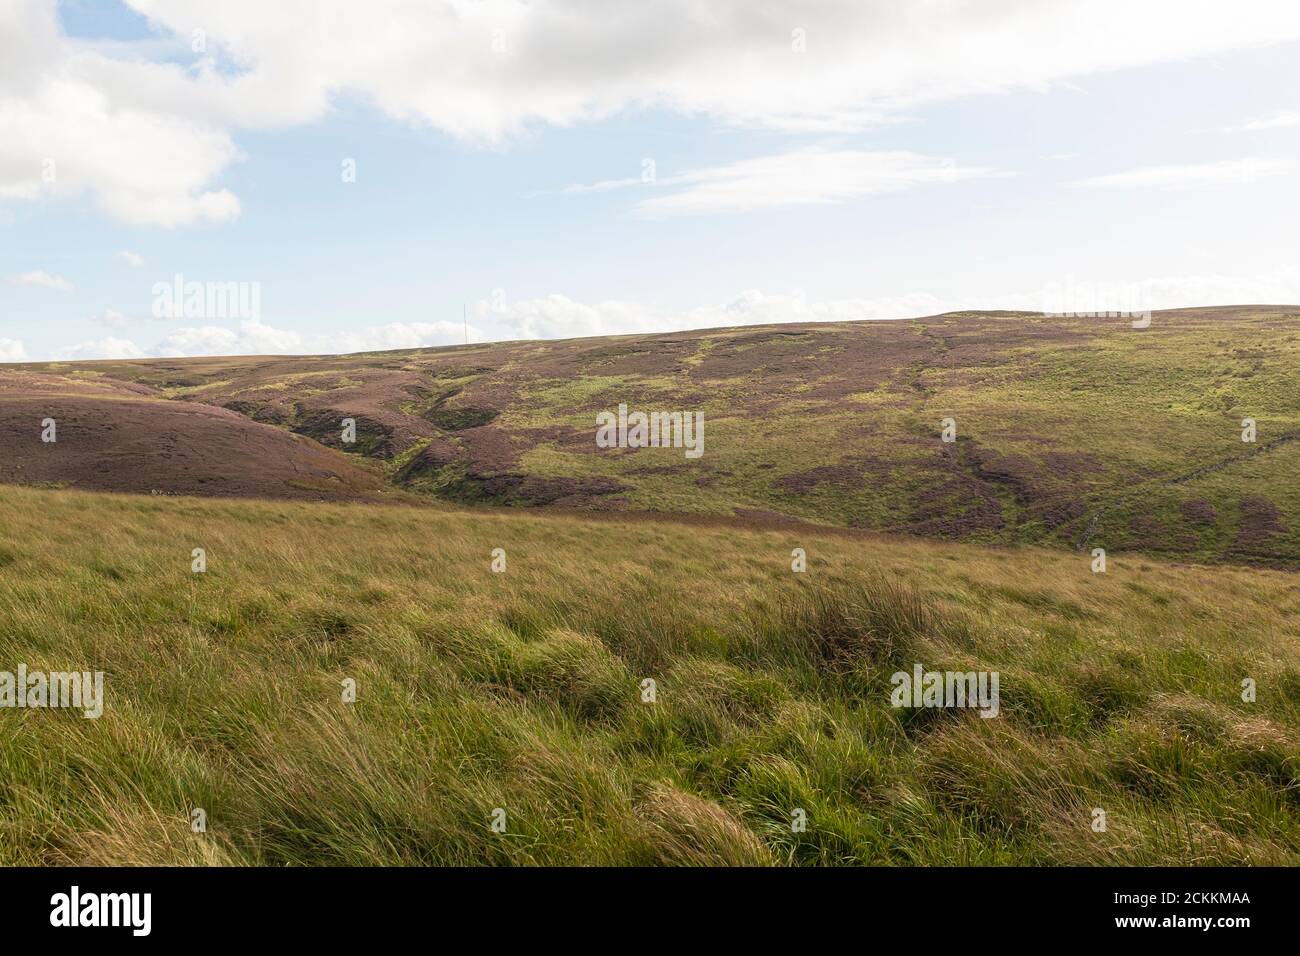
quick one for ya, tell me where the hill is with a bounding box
[0,369,395,502]
[0,484,1296,865]
[8,305,1300,564]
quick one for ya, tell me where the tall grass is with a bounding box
[0,485,1297,865]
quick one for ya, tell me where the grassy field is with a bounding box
[1,483,1297,865]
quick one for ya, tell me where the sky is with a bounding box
[2,0,1299,362]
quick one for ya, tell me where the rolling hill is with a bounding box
[0,369,394,502]
[6,305,1300,564]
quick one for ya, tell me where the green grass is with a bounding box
[1,484,1297,865]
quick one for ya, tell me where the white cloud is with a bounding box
[121,0,1300,140]
[5,0,1300,228]
[1225,110,1300,132]
[1073,158,1295,190]
[141,318,474,358]
[41,266,1300,360]
[0,0,242,226]
[315,321,473,354]
[117,250,145,266]
[58,336,146,360]
[151,320,299,357]
[622,149,1006,216]
[5,269,72,291]
[1095,266,1300,310]
[476,290,955,341]
[0,338,27,361]
[478,271,1300,341]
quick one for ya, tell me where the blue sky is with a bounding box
[3,0,1300,362]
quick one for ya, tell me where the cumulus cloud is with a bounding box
[1074,158,1295,190]
[475,271,1300,341]
[5,269,72,291]
[57,336,147,360]
[475,290,980,341]
[1081,266,1300,310]
[0,1,242,226]
[151,320,301,357]
[7,1,1300,226]
[0,338,27,361]
[42,266,1300,360]
[123,0,1300,139]
[80,318,477,360]
[314,321,474,354]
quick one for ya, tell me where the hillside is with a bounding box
[0,369,395,503]
[1,484,1297,865]
[8,305,1300,564]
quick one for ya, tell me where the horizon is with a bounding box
[7,301,1298,367]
